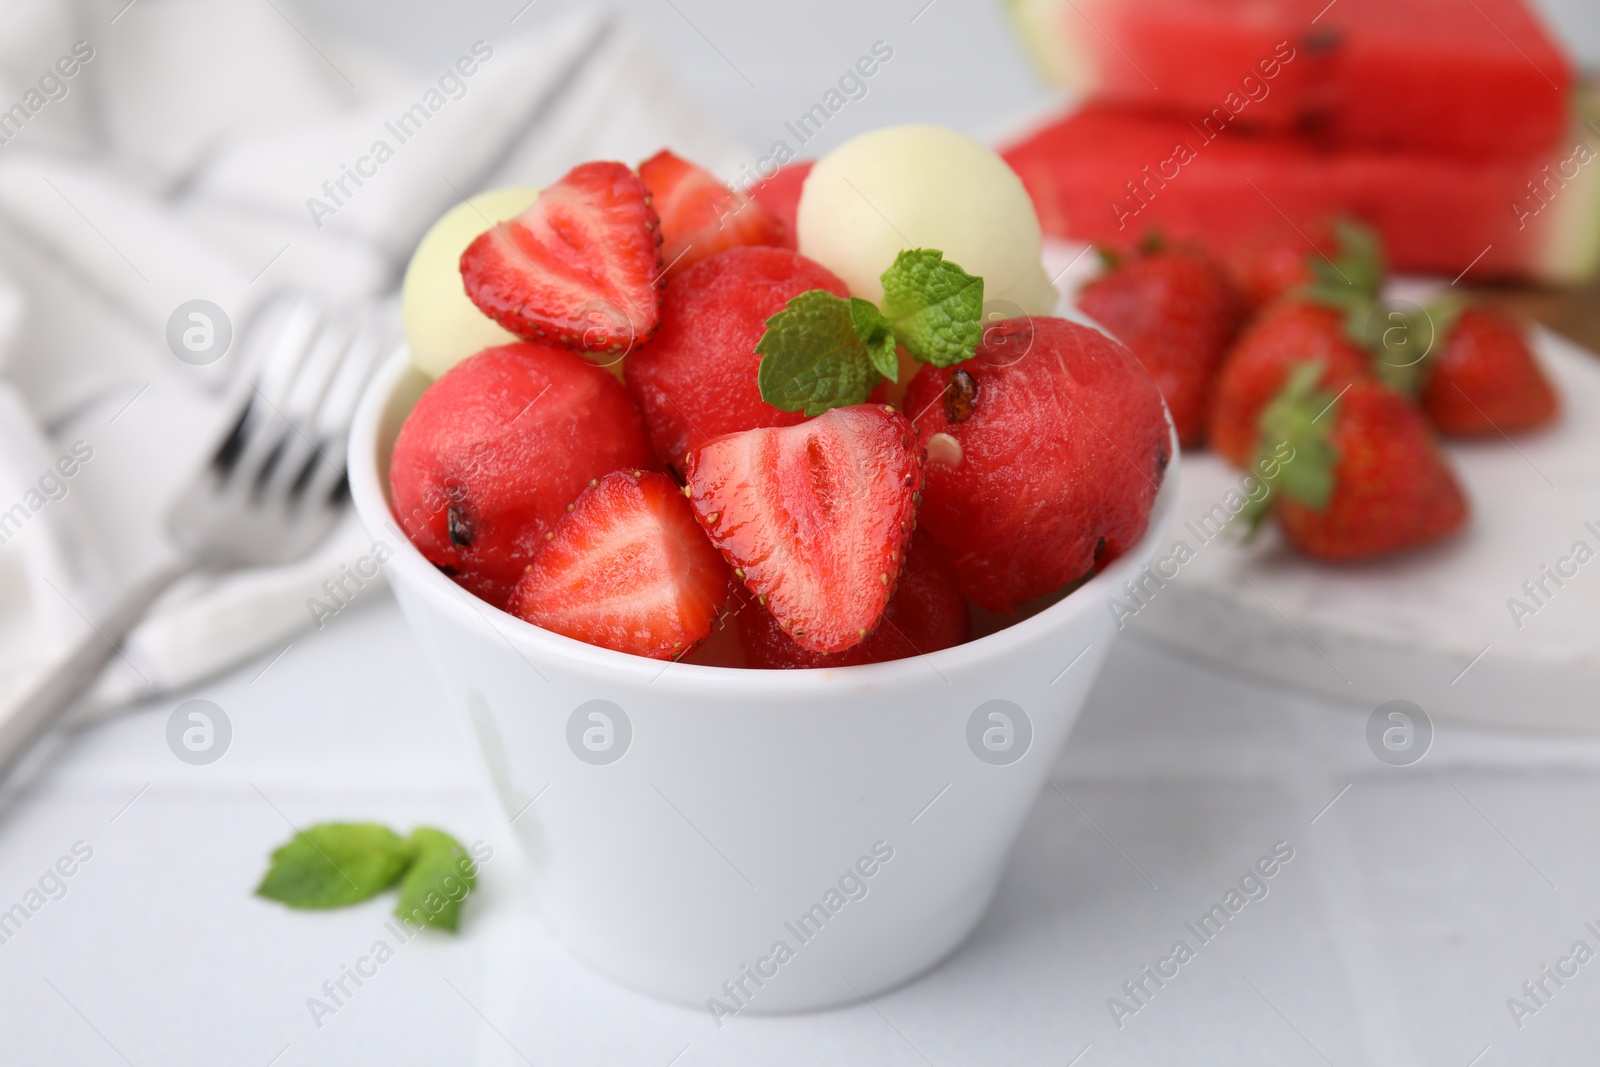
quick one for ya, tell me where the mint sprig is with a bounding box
[849,297,898,380]
[880,249,984,367]
[756,248,985,414]
[256,823,412,909]
[256,822,480,932]
[756,290,882,415]
[396,828,478,932]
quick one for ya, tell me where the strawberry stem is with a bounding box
[1232,360,1340,538]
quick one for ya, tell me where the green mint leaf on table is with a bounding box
[757,289,883,415]
[396,828,477,932]
[255,823,413,909]
[879,249,983,367]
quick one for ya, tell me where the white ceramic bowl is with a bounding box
[349,349,1179,1015]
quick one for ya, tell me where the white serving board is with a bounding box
[1133,329,1600,732]
[1042,241,1600,732]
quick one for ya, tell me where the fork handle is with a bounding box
[0,564,186,782]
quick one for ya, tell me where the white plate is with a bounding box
[1044,240,1600,732]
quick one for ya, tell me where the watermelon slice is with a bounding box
[1006,0,1573,158]
[1002,102,1600,284]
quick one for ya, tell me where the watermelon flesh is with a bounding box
[1007,0,1573,158]
[1002,102,1600,284]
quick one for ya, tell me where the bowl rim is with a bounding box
[349,346,1182,693]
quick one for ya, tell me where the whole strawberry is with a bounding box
[1246,365,1468,561]
[1077,243,1241,448]
[1419,305,1558,436]
[1208,301,1374,467]
[904,316,1169,612]
[1226,218,1383,314]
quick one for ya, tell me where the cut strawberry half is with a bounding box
[748,161,812,250]
[737,532,968,668]
[460,161,663,356]
[684,405,924,654]
[638,150,787,280]
[508,470,730,660]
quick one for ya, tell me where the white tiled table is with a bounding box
[3,593,1598,1066]
[4,2,1597,1062]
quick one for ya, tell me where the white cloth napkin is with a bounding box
[0,0,748,722]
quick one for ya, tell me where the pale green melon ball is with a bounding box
[403,186,540,379]
[797,125,1057,315]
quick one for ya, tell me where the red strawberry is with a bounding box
[1251,370,1468,560]
[1208,301,1374,467]
[1077,246,1241,448]
[737,533,968,669]
[1420,306,1558,436]
[508,470,730,659]
[684,405,923,654]
[1226,226,1327,313]
[625,246,849,470]
[1226,218,1383,314]
[748,162,812,250]
[460,161,662,356]
[389,342,655,609]
[638,150,787,280]
[903,317,1169,613]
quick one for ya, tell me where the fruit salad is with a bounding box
[390,126,1171,664]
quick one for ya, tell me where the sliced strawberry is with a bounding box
[748,161,813,250]
[508,470,730,659]
[638,150,787,280]
[460,161,662,356]
[737,533,967,668]
[684,405,923,654]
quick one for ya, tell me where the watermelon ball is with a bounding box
[904,317,1170,612]
[625,246,850,470]
[390,341,655,609]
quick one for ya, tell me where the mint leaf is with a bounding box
[879,249,983,367]
[395,828,477,932]
[256,823,413,909]
[849,297,898,380]
[757,290,880,415]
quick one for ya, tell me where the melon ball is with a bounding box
[403,186,539,379]
[796,125,1058,316]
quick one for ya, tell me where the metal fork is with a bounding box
[0,294,398,779]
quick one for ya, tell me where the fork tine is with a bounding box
[302,305,401,507]
[220,298,323,491]
[258,312,356,503]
